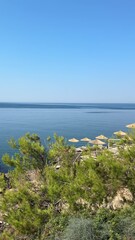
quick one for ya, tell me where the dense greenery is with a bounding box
[0,133,135,239]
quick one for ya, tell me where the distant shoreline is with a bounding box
[0,102,135,110]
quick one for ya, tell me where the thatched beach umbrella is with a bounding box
[91,139,105,145]
[96,135,108,140]
[68,138,79,143]
[126,123,135,128]
[126,123,135,141]
[81,137,91,142]
[114,130,127,137]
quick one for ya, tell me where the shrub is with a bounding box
[62,218,95,240]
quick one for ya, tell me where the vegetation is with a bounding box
[0,132,135,239]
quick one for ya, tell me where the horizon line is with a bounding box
[0,102,135,104]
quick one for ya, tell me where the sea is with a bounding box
[0,103,135,172]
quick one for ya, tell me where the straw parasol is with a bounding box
[68,138,79,143]
[96,135,108,140]
[126,123,135,128]
[81,137,91,142]
[91,139,105,145]
[113,130,127,136]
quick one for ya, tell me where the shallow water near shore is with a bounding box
[0,103,135,172]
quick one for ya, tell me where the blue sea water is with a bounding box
[0,103,135,172]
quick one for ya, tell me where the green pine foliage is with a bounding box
[0,132,135,239]
[0,173,7,193]
[2,133,46,171]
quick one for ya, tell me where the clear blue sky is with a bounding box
[0,0,135,103]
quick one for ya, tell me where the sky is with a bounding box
[0,0,135,103]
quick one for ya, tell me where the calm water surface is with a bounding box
[0,103,135,172]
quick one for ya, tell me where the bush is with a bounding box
[62,218,95,240]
